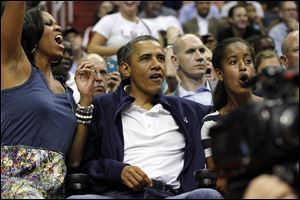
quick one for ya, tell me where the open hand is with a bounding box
[75,61,95,104]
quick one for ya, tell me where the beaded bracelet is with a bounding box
[76,103,94,114]
[76,104,94,124]
[76,119,92,124]
[75,112,93,120]
[77,103,94,110]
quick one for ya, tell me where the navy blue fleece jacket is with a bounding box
[80,79,212,194]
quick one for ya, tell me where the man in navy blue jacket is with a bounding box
[73,35,222,199]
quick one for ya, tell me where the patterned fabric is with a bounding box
[1,145,66,199]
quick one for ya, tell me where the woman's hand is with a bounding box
[75,61,95,106]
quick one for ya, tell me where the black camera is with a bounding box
[65,173,89,197]
[209,67,299,198]
[194,169,217,189]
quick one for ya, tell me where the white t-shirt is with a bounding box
[92,13,158,60]
[143,15,183,34]
[196,15,209,36]
[122,102,185,189]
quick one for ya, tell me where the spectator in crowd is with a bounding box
[161,1,183,15]
[69,35,222,199]
[260,1,281,30]
[280,30,299,71]
[69,53,122,104]
[82,1,117,49]
[217,5,261,43]
[83,54,109,97]
[200,37,262,181]
[252,35,276,54]
[221,1,264,19]
[201,33,218,51]
[204,45,218,91]
[169,34,214,106]
[253,50,284,97]
[255,50,283,74]
[96,1,117,19]
[1,2,95,198]
[245,2,267,36]
[139,1,177,17]
[79,54,122,96]
[52,40,74,80]
[63,27,87,75]
[88,1,157,65]
[269,1,299,56]
[178,1,221,25]
[52,40,81,103]
[182,1,227,38]
[139,1,183,41]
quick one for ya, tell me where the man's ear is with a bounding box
[171,55,180,70]
[280,55,288,68]
[215,68,223,81]
[119,62,131,79]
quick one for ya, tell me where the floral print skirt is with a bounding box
[1,145,66,199]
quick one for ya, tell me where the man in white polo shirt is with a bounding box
[69,35,222,199]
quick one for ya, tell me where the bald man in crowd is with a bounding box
[75,54,121,102]
[170,34,213,106]
[280,30,299,71]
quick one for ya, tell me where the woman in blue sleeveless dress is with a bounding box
[1,2,95,198]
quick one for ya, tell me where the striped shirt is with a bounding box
[200,111,222,158]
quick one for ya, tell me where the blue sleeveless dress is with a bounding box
[1,64,77,198]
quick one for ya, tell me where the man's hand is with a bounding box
[121,165,153,191]
[166,26,181,45]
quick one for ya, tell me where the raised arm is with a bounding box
[1,1,25,63]
[68,61,95,169]
[1,1,31,89]
[165,26,181,94]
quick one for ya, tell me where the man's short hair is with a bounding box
[122,35,160,65]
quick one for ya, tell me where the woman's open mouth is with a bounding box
[239,74,249,88]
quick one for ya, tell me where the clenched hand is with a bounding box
[121,165,153,191]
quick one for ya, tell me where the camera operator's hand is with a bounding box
[243,174,297,199]
[121,165,153,191]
